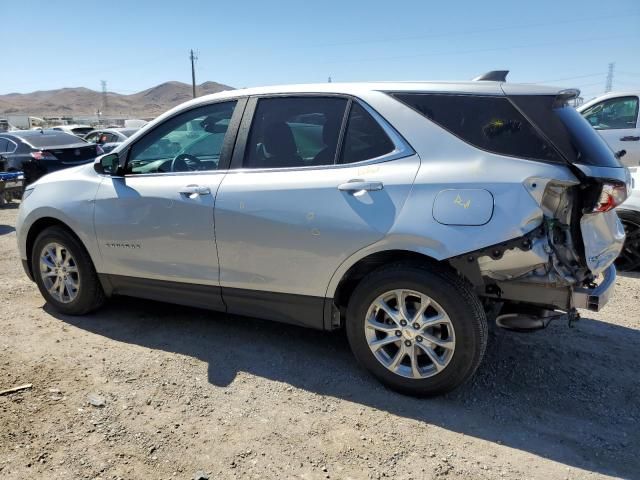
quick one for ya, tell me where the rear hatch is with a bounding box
[505,87,630,276]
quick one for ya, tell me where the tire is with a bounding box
[615,209,640,272]
[32,226,105,315]
[346,262,487,397]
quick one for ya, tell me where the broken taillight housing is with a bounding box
[592,182,628,212]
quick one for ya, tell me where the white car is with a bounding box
[578,92,639,167]
[51,124,94,138]
[616,167,640,271]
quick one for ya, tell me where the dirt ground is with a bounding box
[0,204,639,480]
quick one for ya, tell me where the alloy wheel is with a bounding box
[364,289,456,379]
[39,242,80,303]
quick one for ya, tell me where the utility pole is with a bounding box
[100,80,108,126]
[605,62,615,93]
[190,49,198,98]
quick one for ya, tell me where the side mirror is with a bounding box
[94,153,120,175]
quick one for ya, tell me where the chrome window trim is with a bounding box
[122,169,229,179]
[230,96,415,174]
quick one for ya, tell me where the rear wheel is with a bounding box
[615,210,640,272]
[32,226,105,315]
[346,263,487,397]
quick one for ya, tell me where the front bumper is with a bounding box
[572,264,617,312]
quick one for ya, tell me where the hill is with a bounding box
[0,81,234,118]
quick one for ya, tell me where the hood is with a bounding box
[28,162,95,188]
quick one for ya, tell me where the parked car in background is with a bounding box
[84,128,139,154]
[0,130,101,185]
[578,91,639,166]
[616,167,640,271]
[16,78,630,396]
[51,124,94,138]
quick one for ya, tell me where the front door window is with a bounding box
[127,100,237,174]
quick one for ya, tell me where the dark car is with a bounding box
[0,129,102,185]
[84,128,138,154]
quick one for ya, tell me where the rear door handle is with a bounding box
[338,180,384,193]
[620,136,640,141]
[179,184,211,196]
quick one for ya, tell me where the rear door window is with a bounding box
[339,103,395,164]
[243,97,348,169]
[391,93,562,162]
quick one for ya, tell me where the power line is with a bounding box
[309,12,640,49]
[530,72,605,84]
[324,34,634,65]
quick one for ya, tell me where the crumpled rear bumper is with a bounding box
[572,264,617,312]
[581,210,625,276]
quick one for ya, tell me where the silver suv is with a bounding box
[16,75,630,396]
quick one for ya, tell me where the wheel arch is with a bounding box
[329,249,443,314]
[25,217,89,279]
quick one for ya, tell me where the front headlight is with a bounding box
[22,187,35,201]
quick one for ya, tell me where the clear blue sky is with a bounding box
[2,0,639,100]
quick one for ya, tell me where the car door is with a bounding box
[582,95,640,166]
[214,96,420,328]
[93,99,245,308]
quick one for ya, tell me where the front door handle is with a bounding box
[179,184,211,196]
[620,136,640,141]
[338,180,384,193]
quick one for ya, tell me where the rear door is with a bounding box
[582,95,640,166]
[214,95,420,328]
[93,99,244,308]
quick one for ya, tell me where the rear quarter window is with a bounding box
[391,93,562,163]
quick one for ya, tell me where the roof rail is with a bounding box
[472,70,509,82]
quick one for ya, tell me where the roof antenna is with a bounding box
[472,70,509,82]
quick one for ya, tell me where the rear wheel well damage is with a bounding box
[25,218,85,279]
[329,250,447,329]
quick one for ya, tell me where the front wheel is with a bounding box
[32,226,105,315]
[346,263,487,397]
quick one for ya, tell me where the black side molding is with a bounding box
[222,287,325,330]
[97,274,330,331]
[99,274,225,311]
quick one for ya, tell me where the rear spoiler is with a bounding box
[472,70,509,82]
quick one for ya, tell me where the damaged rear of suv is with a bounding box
[391,84,630,325]
[389,80,628,323]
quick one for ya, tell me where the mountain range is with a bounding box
[0,81,234,118]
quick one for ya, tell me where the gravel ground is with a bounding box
[0,204,639,480]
